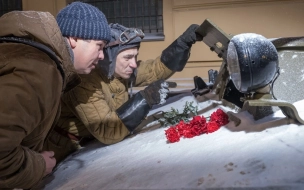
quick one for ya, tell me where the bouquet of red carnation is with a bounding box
[165,108,229,143]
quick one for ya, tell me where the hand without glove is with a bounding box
[178,24,202,46]
[140,79,169,107]
[41,151,56,176]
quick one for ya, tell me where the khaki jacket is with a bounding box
[0,11,80,189]
[45,56,173,162]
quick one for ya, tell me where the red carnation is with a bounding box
[206,121,220,133]
[183,125,196,138]
[210,109,229,126]
[190,115,206,126]
[165,126,180,143]
[199,122,208,134]
[191,124,203,136]
[190,115,202,125]
[175,120,187,136]
[189,115,207,135]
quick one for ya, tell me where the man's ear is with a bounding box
[66,37,77,49]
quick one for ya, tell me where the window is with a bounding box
[0,0,22,17]
[79,0,164,41]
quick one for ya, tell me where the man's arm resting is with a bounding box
[0,146,46,189]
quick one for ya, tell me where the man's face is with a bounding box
[70,38,107,74]
[114,47,139,79]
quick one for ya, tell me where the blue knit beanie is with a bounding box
[57,2,111,42]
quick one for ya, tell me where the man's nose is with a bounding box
[98,51,104,60]
[129,58,137,68]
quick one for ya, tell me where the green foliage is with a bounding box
[158,101,198,127]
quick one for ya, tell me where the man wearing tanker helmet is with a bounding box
[44,23,201,163]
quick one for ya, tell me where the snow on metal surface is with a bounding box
[273,51,304,104]
[34,94,304,190]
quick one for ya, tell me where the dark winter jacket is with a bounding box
[0,11,80,189]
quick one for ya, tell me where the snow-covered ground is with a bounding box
[35,92,304,190]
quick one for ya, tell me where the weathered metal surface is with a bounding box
[195,18,232,60]
[243,94,304,124]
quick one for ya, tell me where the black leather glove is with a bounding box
[116,79,169,133]
[161,24,201,72]
[179,24,200,46]
[140,79,169,107]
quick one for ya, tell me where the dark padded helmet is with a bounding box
[99,23,145,79]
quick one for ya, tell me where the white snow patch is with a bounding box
[300,74,304,82]
[35,93,304,190]
[292,54,298,59]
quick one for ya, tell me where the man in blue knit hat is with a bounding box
[56,1,111,74]
[0,2,110,189]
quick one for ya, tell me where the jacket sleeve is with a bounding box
[62,80,130,145]
[135,56,175,86]
[0,54,61,188]
[0,147,45,188]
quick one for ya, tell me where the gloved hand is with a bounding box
[116,79,169,132]
[178,24,201,46]
[140,79,169,107]
[161,24,202,72]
